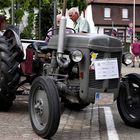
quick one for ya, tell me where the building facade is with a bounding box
[85,0,140,45]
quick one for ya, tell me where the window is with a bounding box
[117,29,125,42]
[122,8,128,19]
[104,8,111,18]
[104,28,112,36]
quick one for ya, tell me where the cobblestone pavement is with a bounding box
[0,65,139,140]
[0,95,100,140]
[121,63,140,76]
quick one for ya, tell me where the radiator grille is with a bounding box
[89,70,103,88]
[88,51,121,89]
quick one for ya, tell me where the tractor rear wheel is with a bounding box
[117,73,140,128]
[0,36,22,111]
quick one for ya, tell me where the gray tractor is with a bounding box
[28,32,122,138]
[0,23,140,140]
[0,3,140,139]
[27,12,140,138]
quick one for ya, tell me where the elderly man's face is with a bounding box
[69,12,78,22]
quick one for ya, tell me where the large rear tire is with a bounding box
[117,73,140,128]
[29,76,61,139]
[0,36,23,111]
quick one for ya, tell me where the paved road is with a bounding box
[0,65,140,140]
[121,64,140,76]
[1,95,140,140]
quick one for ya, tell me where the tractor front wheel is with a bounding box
[29,76,61,139]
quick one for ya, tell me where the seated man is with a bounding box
[68,7,90,33]
[45,14,74,43]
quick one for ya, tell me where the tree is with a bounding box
[9,0,50,39]
[35,3,54,39]
[20,0,87,39]
[0,0,87,39]
[38,0,87,39]
[59,0,87,12]
[0,0,11,23]
[20,9,35,39]
[0,1,11,9]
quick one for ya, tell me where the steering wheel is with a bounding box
[45,27,76,42]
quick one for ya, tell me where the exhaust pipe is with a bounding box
[57,0,69,67]
[57,16,67,56]
[57,0,67,56]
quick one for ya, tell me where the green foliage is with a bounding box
[0,0,11,9]
[59,0,87,12]
[35,0,50,7]
[14,9,24,23]
[15,0,30,10]
[42,0,50,4]
[20,10,34,39]
[0,0,87,39]
[35,3,53,39]
[0,0,11,17]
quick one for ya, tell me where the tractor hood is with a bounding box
[47,33,122,52]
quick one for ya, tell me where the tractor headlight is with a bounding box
[71,50,83,62]
[122,52,133,66]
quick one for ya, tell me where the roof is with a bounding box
[87,0,140,4]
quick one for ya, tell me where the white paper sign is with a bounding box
[94,58,119,80]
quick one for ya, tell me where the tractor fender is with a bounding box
[3,28,24,62]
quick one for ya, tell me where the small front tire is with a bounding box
[29,76,61,139]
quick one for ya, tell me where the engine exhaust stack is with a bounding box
[57,0,67,57]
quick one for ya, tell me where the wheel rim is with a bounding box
[31,86,49,131]
[122,80,140,119]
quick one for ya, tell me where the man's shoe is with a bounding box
[131,65,135,67]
